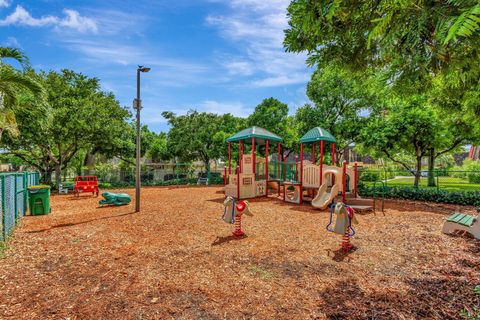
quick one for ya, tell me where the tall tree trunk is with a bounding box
[413,156,423,188]
[55,163,61,192]
[204,159,210,183]
[427,148,436,187]
[42,170,53,185]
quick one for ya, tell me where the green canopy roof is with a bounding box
[226,126,283,144]
[300,127,336,144]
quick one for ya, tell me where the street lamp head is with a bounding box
[138,66,151,73]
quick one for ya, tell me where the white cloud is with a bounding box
[0,0,11,8]
[223,60,254,76]
[0,5,97,33]
[140,100,251,127]
[206,0,310,87]
[251,74,310,88]
[58,9,97,33]
[200,100,251,117]
[3,36,20,47]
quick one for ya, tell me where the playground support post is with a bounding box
[265,139,269,197]
[331,143,336,185]
[239,141,243,173]
[277,143,281,177]
[332,143,336,165]
[354,163,358,198]
[277,143,281,196]
[283,155,287,201]
[320,140,324,186]
[236,165,240,199]
[252,137,256,175]
[300,143,304,205]
[224,167,227,186]
[228,143,231,174]
[342,161,347,202]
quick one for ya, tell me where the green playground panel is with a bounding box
[447,212,476,227]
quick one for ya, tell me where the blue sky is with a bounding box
[0,0,312,132]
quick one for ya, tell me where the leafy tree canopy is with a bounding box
[162,110,244,169]
[295,66,374,162]
[1,69,130,183]
[247,97,298,153]
[284,0,479,94]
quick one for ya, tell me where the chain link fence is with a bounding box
[358,169,480,191]
[1,172,40,241]
[357,169,480,206]
[58,164,225,189]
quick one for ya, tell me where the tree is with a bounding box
[2,70,130,185]
[146,132,170,163]
[360,96,450,187]
[0,47,43,140]
[247,97,298,155]
[162,111,244,175]
[284,1,479,89]
[295,66,373,164]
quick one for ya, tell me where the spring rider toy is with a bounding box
[99,192,132,207]
[222,196,253,236]
[326,202,358,250]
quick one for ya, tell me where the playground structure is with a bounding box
[222,196,253,236]
[442,209,479,240]
[99,192,132,207]
[73,176,99,197]
[224,126,373,211]
[224,127,283,200]
[326,202,358,250]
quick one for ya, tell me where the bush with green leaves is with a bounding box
[359,185,480,206]
[451,160,480,183]
[359,168,396,182]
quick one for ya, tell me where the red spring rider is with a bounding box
[326,202,357,250]
[222,196,253,236]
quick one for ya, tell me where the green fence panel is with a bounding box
[1,172,40,241]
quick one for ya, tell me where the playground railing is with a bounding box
[0,172,40,241]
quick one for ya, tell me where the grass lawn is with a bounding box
[366,176,480,191]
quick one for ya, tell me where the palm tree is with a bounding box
[0,47,43,141]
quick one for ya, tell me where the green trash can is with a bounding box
[28,185,51,215]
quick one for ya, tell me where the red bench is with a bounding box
[73,176,99,197]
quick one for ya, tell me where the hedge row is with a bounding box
[359,185,480,206]
[99,177,224,189]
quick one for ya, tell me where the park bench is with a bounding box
[197,177,209,185]
[442,211,479,240]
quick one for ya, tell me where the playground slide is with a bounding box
[312,183,340,210]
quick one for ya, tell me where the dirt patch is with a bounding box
[0,187,478,319]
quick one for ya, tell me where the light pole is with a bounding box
[135,65,150,212]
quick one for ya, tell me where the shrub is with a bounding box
[359,168,396,182]
[359,185,480,206]
[451,160,480,183]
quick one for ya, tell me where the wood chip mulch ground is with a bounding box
[0,186,478,319]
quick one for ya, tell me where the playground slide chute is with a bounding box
[312,183,339,209]
[311,167,343,209]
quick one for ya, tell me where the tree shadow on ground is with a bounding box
[315,239,480,320]
[66,195,99,201]
[211,235,248,246]
[25,211,136,233]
